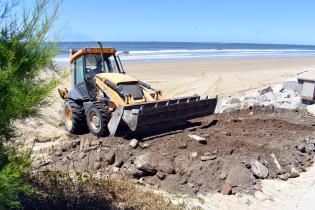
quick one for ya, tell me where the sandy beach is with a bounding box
[124,56,315,97]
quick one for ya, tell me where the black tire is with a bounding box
[86,101,110,137]
[63,100,88,134]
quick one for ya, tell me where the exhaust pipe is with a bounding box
[97,42,106,73]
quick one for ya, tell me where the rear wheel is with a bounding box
[86,101,110,137]
[63,100,87,134]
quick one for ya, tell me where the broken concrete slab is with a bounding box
[129,139,139,148]
[188,134,207,144]
[283,77,299,91]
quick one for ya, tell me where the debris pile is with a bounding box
[34,107,315,196]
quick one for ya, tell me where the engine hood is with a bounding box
[96,73,138,85]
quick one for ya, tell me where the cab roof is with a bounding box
[69,48,117,63]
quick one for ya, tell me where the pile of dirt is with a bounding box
[34,107,315,196]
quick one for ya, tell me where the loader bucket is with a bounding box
[108,95,218,136]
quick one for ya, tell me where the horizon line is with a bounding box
[55,41,315,47]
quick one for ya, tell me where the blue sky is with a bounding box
[23,0,315,44]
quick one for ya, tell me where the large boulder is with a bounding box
[134,152,158,173]
[134,152,174,174]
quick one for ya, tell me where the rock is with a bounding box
[226,97,241,105]
[250,160,269,179]
[134,152,158,173]
[278,173,290,181]
[178,143,187,149]
[219,171,227,180]
[157,158,175,174]
[221,182,232,195]
[226,166,255,187]
[78,152,86,159]
[189,152,198,159]
[93,162,101,170]
[296,144,306,153]
[61,142,73,152]
[261,159,269,166]
[290,167,300,178]
[276,169,286,175]
[156,171,166,180]
[129,139,139,148]
[105,150,115,165]
[114,160,124,168]
[128,165,145,178]
[260,86,273,95]
[200,155,216,161]
[112,167,120,172]
[259,92,275,105]
[188,134,207,144]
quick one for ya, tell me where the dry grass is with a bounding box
[21,170,184,210]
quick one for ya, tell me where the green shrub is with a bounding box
[0,0,60,140]
[0,0,61,208]
[0,151,34,209]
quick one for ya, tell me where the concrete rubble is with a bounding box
[216,75,308,114]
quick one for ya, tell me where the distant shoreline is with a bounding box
[55,41,315,63]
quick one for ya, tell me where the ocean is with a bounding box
[55,42,315,63]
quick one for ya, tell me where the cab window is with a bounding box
[75,56,84,84]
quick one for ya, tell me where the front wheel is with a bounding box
[63,100,88,134]
[86,102,110,137]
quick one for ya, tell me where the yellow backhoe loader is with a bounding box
[58,42,217,136]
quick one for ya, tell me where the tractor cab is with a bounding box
[70,47,125,86]
[68,46,138,101]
